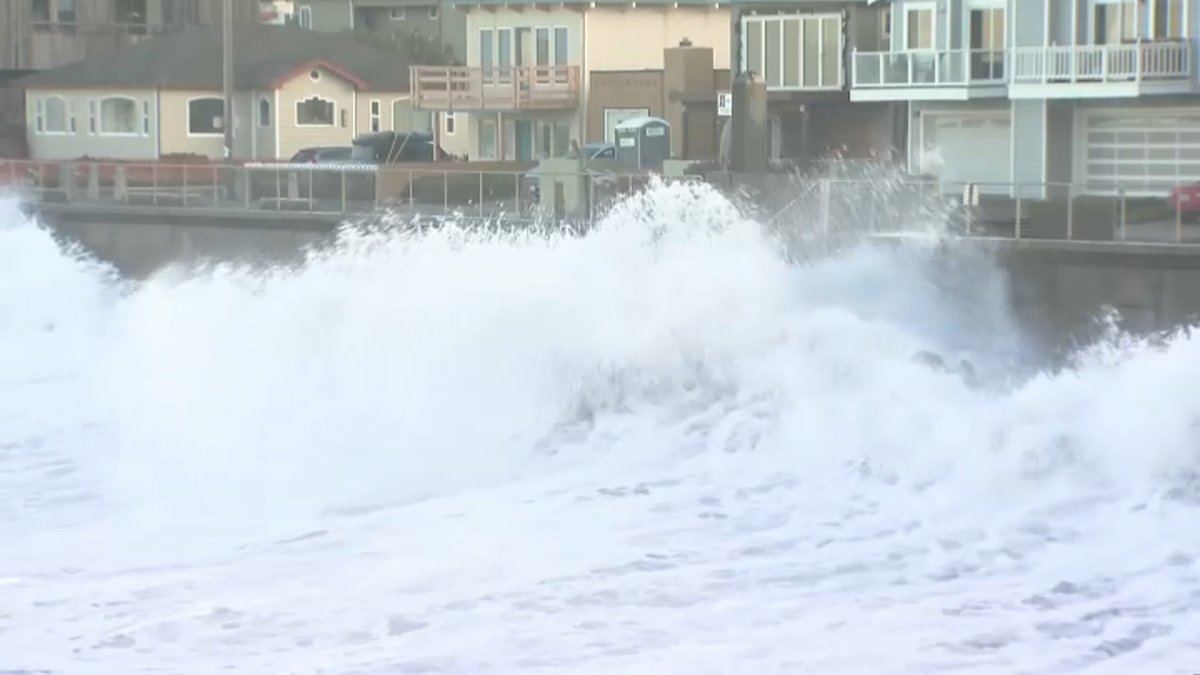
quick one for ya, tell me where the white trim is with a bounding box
[738,13,846,90]
[185,95,226,137]
[273,89,280,159]
[369,98,382,132]
[443,111,456,135]
[252,92,258,159]
[297,5,312,28]
[389,96,411,131]
[850,86,1007,101]
[96,95,141,136]
[294,95,336,127]
[902,2,937,51]
[35,95,71,135]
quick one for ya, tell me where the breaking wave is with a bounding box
[2,181,1200,674]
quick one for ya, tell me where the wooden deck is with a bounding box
[410,65,581,112]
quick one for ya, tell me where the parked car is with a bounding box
[288,146,353,164]
[351,131,445,164]
[1168,183,1200,221]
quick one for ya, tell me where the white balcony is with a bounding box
[1009,41,1194,98]
[851,49,1007,101]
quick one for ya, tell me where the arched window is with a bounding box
[258,98,271,127]
[98,96,138,135]
[295,96,334,126]
[187,97,224,135]
[37,96,70,134]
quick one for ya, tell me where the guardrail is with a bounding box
[852,49,1005,88]
[1011,41,1192,83]
[0,160,682,225]
[5,160,1200,245]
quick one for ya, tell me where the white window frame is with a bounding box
[295,95,336,127]
[88,99,96,134]
[36,96,72,134]
[533,26,570,66]
[141,99,150,135]
[369,99,381,132]
[186,96,225,136]
[1148,0,1189,39]
[97,95,140,136]
[603,107,649,143]
[429,6,439,19]
[904,2,937,51]
[258,97,271,127]
[444,112,456,135]
[390,7,405,20]
[739,14,845,91]
[297,5,312,28]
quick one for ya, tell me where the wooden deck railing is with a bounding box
[410,65,581,111]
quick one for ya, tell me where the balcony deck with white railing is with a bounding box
[851,49,1007,100]
[410,65,581,112]
[1010,41,1194,96]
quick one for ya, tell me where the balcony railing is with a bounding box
[411,65,581,112]
[1011,41,1192,83]
[852,49,1006,88]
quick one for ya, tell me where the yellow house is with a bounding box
[18,23,436,162]
[409,0,731,161]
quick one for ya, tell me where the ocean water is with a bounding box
[2,182,1200,674]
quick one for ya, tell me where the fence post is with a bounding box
[443,170,449,213]
[820,178,831,238]
[1119,188,1127,241]
[1066,184,1074,241]
[1176,182,1183,243]
[308,169,314,213]
[1014,184,1022,239]
[243,166,251,209]
[182,165,189,207]
[341,168,347,213]
[479,170,484,218]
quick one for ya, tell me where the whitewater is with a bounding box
[2,181,1200,674]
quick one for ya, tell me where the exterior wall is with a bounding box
[303,0,355,30]
[585,7,731,71]
[1011,98,1046,193]
[160,89,226,159]
[437,111,470,157]
[586,71,665,142]
[275,66,358,160]
[1045,100,1073,187]
[1013,0,1045,49]
[3,0,247,71]
[251,91,278,160]
[25,88,159,160]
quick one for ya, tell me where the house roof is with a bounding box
[17,25,413,92]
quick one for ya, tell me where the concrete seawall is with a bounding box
[32,204,1200,354]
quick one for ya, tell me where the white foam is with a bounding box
[2,182,1199,674]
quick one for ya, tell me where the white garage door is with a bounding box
[1083,110,1200,196]
[919,114,1011,192]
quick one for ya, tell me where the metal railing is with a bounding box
[852,49,1006,88]
[410,65,582,111]
[6,160,1200,246]
[0,160,687,226]
[1011,41,1192,83]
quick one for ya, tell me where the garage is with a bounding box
[917,112,1011,193]
[1082,109,1200,196]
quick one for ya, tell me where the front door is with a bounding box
[515,120,535,161]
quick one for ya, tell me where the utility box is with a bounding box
[614,116,671,170]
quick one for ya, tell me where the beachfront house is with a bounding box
[17,23,423,162]
[408,0,732,160]
[849,0,1198,197]
[730,0,906,165]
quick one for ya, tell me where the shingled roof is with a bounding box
[18,24,413,91]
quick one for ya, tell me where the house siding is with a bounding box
[1013,0,1045,49]
[585,7,731,71]
[304,1,355,31]
[1011,98,1045,195]
[276,66,358,159]
[25,88,158,160]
